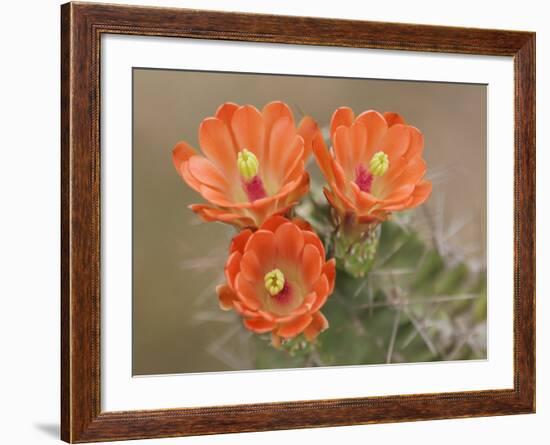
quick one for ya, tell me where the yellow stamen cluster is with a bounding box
[237,148,259,181]
[369,151,389,176]
[264,268,285,296]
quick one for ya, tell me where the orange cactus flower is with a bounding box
[216,215,336,347]
[172,101,320,229]
[313,107,432,223]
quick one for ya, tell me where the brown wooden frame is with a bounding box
[61,1,536,442]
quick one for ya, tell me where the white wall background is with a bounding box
[0,0,545,444]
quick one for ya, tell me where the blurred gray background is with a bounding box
[132,68,486,375]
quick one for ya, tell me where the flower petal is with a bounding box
[245,230,276,270]
[262,101,294,125]
[350,121,368,167]
[383,111,406,127]
[278,172,310,208]
[224,251,242,289]
[302,229,326,259]
[235,272,262,310]
[331,174,357,211]
[277,313,313,339]
[215,102,240,148]
[216,284,237,311]
[187,156,229,191]
[310,274,330,312]
[240,250,264,283]
[381,184,415,205]
[301,244,323,289]
[173,142,202,192]
[179,158,202,193]
[199,117,238,175]
[274,301,311,324]
[331,157,349,192]
[408,181,432,208]
[292,218,313,232]
[355,110,388,160]
[257,310,277,322]
[259,215,289,232]
[231,105,264,156]
[199,184,235,207]
[282,158,305,186]
[230,229,253,254]
[268,117,296,176]
[387,156,427,190]
[275,222,305,263]
[262,101,295,162]
[330,106,354,138]
[280,137,305,184]
[333,125,354,176]
[303,312,329,341]
[405,126,424,160]
[350,182,378,212]
[373,155,408,193]
[233,300,258,318]
[243,317,276,334]
[297,116,319,161]
[302,291,317,310]
[323,259,336,293]
[215,102,239,129]
[380,124,410,162]
[312,132,334,184]
[314,273,330,298]
[189,204,254,227]
[172,141,197,174]
[323,188,344,213]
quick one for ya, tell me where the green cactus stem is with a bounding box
[333,214,382,278]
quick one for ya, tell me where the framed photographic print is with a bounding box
[61,2,535,442]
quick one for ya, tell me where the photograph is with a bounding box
[132,69,487,375]
[1,0,543,443]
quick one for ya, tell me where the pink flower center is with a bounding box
[243,175,267,202]
[355,164,373,193]
[272,282,292,305]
